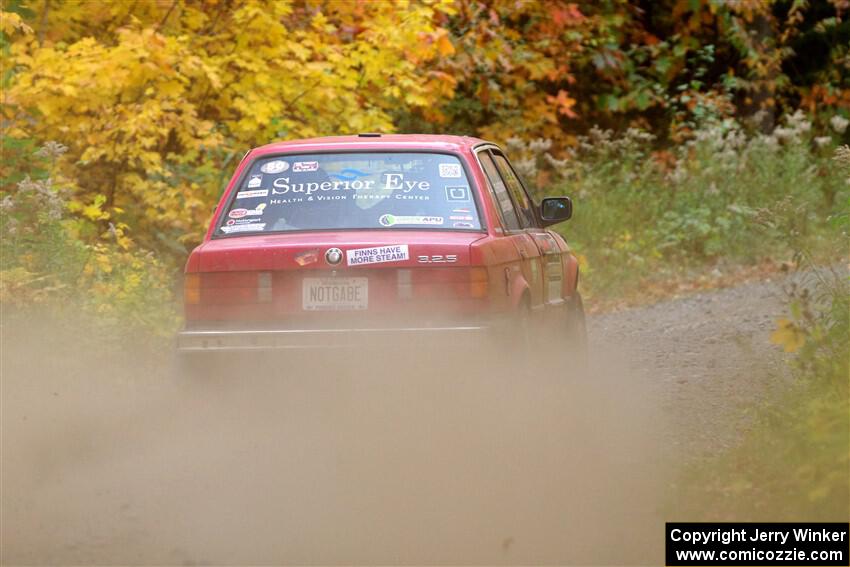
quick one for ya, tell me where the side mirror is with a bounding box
[540,197,573,226]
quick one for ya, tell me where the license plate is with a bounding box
[302,277,368,311]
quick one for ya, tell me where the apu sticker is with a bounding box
[260,160,289,174]
[439,163,462,178]
[292,161,319,173]
[379,214,443,227]
[236,189,268,199]
[445,186,470,202]
[347,245,409,266]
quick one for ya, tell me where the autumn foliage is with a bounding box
[2,0,462,252]
[1,0,849,328]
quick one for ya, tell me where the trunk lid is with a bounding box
[186,231,488,328]
[197,230,481,272]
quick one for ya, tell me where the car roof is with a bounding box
[252,134,495,154]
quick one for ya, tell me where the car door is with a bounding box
[476,149,545,309]
[490,150,566,308]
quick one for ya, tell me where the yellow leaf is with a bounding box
[770,318,805,353]
[0,11,33,35]
[436,34,455,57]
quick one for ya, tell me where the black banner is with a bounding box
[666,523,849,566]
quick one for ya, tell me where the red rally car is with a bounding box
[177,134,585,356]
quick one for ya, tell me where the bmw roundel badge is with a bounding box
[325,248,343,266]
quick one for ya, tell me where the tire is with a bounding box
[491,294,535,375]
[564,292,588,373]
[516,294,534,361]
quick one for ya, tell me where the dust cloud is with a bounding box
[2,312,665,565]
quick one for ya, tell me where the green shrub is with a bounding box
[669,146,849,520]
[669,262,848,521]
[671,381,848,521]
[514,114,848,301]
[0,142,179,337]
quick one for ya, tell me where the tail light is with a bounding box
[396,267,488,300]
[396,269,413,299]
[185,272,270,306]
[184,273,201,305]
[257,272,272,303]
[469,267,489,298]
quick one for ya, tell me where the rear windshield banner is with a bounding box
[217,152,483,235]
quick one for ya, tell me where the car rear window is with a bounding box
[216,152,482,235]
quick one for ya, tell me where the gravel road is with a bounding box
[2,272,803,565]
[590,273,797,457]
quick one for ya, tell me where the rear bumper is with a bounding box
[176,325,491,352]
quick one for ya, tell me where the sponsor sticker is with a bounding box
[221,223,266,233]
[439,163,462,178]
[453,222,474,229]
[226,217,263,226]
[235,189,269,199]
[379,214,443,227]
[292,161,319,173]
[328,168,370,181]
[452,208,471,213]
[228,203,266,219]
[445,186,470,201]
[247,174,262,188]
[295,249,319,267]
[449,215,473,221]
[347,245,409,266]
[260,160,289,174]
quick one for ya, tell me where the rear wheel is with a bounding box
[490,294,535,374]
[563,292,588,373]
[516,294,534,361]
